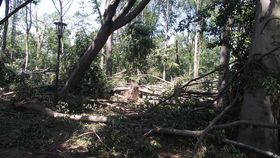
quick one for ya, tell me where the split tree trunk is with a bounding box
[238,0,280,154]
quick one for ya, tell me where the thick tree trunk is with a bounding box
[193,0,201,78]
[238,0,280,154]
[216,17,232,108]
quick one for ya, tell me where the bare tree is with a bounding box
[61,0,151,94]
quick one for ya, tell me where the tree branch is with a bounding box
[113,0,136,21]
[93,0,104,25]
[103,0,121,22]
[112,0,150,31]
[0,0,33,25]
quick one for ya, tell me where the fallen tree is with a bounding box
[15,102,152,123]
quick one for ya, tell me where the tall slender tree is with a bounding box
[10,0,20,61]
[1,0,10,53]
[24,3,32,70]
[193,0,201,78]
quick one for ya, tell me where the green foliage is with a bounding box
[0,64,16,86]
[65,30,107,97]
[263,73,280,108]
[89,127,158,157]
[119,22,155,74]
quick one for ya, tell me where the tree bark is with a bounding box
[162,0,170,80]
[238,0,280,154]
[24,4,32,70]
[193,0,201,78]
[10,0,19,61]
[217,3,232,108]
[106,34,113,78]
[60,0,151,94]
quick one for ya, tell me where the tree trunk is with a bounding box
[1,0,9,52]
[193,0,201,78]
[217,15,232,108]
[106,34,113,78]
[10,0,19,61]
[238,0,280,154]
[162,0,170,80]
[24,4,32,71]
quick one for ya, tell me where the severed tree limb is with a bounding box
[192,95,239,157]
[138,74,172,84]
[143,127,203,137]
[15,103,151,123]
[0,0,33,25]
[18,103,109,123]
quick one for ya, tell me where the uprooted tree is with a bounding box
[60,0,151,94]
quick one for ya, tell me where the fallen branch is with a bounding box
[15,102,151,123]
[138,74,172,84]
[143,127,203,137]
[18,103,109,123]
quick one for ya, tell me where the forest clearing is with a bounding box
[1,0,280,157]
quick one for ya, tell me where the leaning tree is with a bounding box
[60,0,151,94]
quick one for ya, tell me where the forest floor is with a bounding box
[0,80,247,158]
